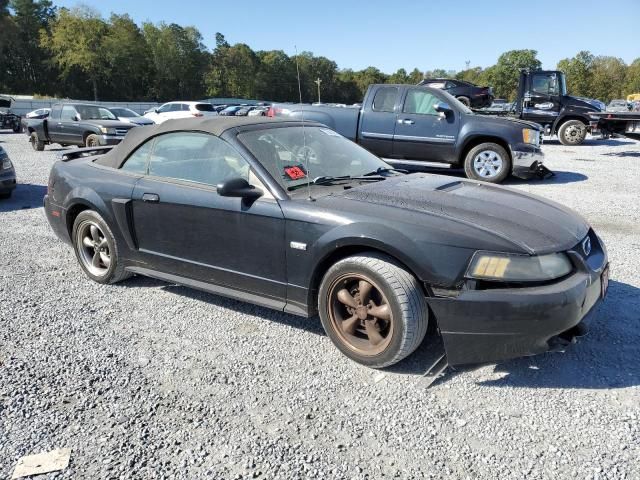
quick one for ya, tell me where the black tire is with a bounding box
[463,142,511,183]
[72,210,131,284]
[12,123,22,133]
[30,132,44,151]
[318,253,429,368]
[0,191,12,199]
[558,120,587,146]
[457,96,471,107]
[85,134,100,148]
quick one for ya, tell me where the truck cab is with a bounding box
[515,70,602,145]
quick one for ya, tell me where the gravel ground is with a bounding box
[1,130,639,479]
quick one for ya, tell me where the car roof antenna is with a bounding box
[294,46,314,201]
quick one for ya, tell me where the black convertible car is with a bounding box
[44,117,608,368]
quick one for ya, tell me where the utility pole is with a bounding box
[314,78,322,104]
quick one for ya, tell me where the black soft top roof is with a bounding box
[94,116,315,169]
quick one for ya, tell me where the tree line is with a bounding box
[2,1,639,104]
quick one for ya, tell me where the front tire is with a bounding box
[85,134,100,148]
[30,132,44,151]
[558,120,587,145]
[457,96,471,107]
[72,210,130,284]
[318,253,429,368]
[463,142,511,183]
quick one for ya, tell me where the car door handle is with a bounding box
[141,193,160,203]
[397,119,415,125]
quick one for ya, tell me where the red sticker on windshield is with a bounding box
[284,166,307,180]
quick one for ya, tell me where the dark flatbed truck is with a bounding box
[476,70,603,146]
[589,111,640,141]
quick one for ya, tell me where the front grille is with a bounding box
[115,128,130,136]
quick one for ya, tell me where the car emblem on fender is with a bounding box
[582,237,592,256]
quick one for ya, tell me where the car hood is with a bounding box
[332,174,588,254]
[468,113,541,131]
[82,119,135,129]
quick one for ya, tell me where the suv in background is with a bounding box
[418,78,494,109]
[144,101,218,124]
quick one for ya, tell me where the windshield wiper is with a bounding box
[363,167,408,176]
[287,175,386,191]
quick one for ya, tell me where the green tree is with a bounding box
[490,49,541,100]
[557,50,594,97]
[387,68,409,84]
[625,58,640,95]
[44,6,109,100]
[590,56,627,102]
[102,14,152,100]
[408,68,424,84]
[143,22,209,101]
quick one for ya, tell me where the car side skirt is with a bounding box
[125,266,309,318]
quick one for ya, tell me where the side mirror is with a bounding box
[154,108,160,113]
[217,177,263,202]
[434,102,453,115]
[72,114,80,121]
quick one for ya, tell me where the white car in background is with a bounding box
[109,107,155,126]
[143,101,218,124]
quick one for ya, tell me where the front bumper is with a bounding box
[44,195,71,244]
[428,233,608,366]
[0,169,17,194]
[511,145,545,179]
[99,135,127,146]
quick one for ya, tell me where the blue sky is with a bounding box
[55,0,639,73]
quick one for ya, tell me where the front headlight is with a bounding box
[466,251,573,282]
[2,159,12,170]
[100,127,116,135]
[522,128,539,145]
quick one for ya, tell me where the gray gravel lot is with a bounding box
[1,130,639,479]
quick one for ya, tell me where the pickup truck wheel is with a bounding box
[72,210,131,284]
[457,96,471,107]
[464,142,511,183]
[30,132,44,151]
[85,134,100,148]
[318,253,429,368]
[12,123,22,133]
[558,120,587,145]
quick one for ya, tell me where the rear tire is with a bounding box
[72,210,131,284]
[558,120,587,146]
[457,96,471,107]
[30,132,44,151]
[318,253,429,368]
[13,123,22,133]
[0,191,12,199]
[85,134,100,148]
[464,142,511,183]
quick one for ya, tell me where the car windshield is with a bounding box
[76,105,117,120]
[238,126,392,191]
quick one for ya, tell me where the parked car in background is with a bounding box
[43,116,608,369]
[0,145,17,199]
[25,108,51,119]
[109,107,155,125]
[143,101,217,124]
[235,106,257,116]
[271,83,544,183]
[606,100,631,112]
[248,107,269,116]
[418,78,494,108]
[26,103,136,151]
[219,105,244,116]
[213,105,230,113]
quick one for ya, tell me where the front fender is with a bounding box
[309,222,429,284]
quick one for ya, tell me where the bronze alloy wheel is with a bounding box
[76,221,111,277]
[327,273,394,356]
